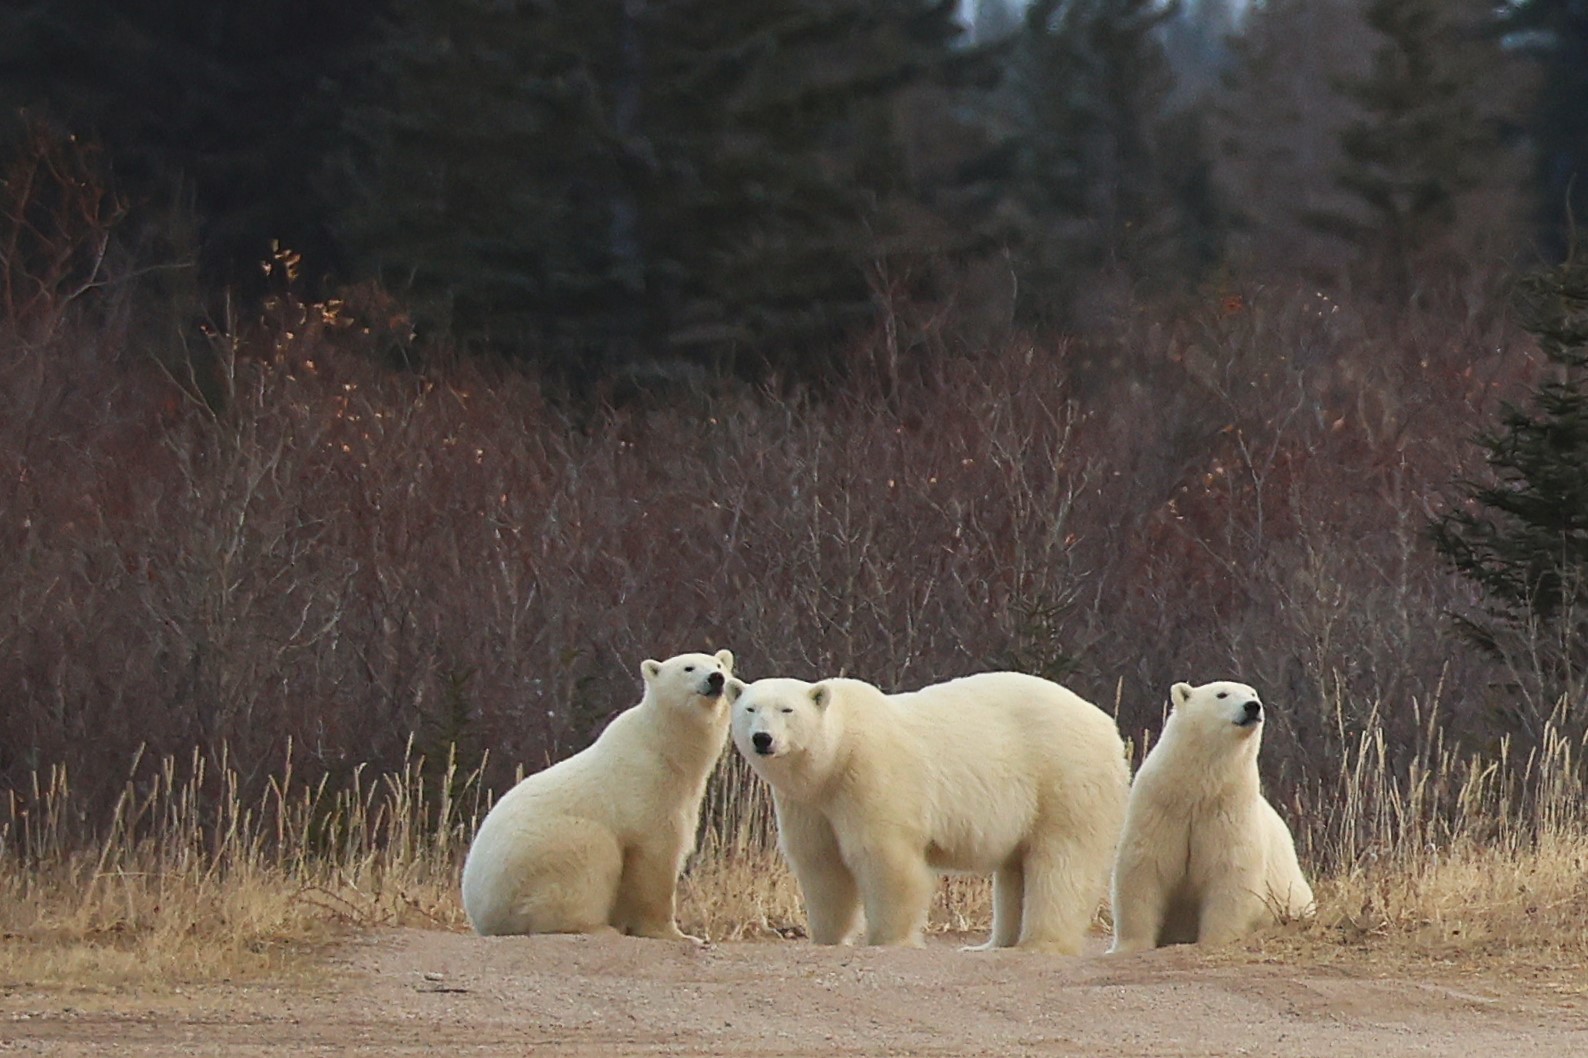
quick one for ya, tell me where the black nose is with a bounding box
[1243,700,1262,722]
[752,732,773,754]
[707,671,725,693]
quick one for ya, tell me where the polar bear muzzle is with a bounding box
[1234,699,1262,727]
[703,670,726,696]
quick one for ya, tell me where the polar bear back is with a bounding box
[474,708,663,846]
[845,672,1124,872]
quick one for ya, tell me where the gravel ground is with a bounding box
[2,928,1584,1056]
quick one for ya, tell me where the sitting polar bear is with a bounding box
[1109,680,1314,953]
[731,672,1129,952]
[461,649,735,940]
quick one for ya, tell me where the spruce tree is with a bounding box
[1501,0,1588,260]
[1312,0,1508,293]
[336,0,984,386]
[626,0,975,382]
[1213,0,1370,274]
[334,0,624,375]
[0,0,382,283]
[1430,250,1588,698]
[998,0,1216,324]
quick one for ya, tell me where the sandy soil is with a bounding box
[2,929,1584,1056]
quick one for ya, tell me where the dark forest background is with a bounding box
[4,0,1588,825]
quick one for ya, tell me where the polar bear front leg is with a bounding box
[853,841,934,947]
[794,856,862,945]
[613,840,697,942]
[1108,851,1167,954]
[778,803,862,944]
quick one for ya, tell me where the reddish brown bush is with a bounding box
[0,149,1559,840]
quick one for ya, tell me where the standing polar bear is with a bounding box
[731,672,1130,952]
[1109,680,1314,953]
[461,649,735,940]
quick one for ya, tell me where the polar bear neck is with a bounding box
[1144,715,1264,805]
[625,692,732,781]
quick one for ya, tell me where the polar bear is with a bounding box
[1109,680,1314,953]
[730,672,1129,952]
[460,649,735,939]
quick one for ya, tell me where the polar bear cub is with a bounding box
[1109,680,1314,953]
[461,649,735,939]
[731,672,1129,952]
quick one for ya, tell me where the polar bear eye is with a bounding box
[1216,691,1228,699]
[780,707,794,714]
[684,665,696,672]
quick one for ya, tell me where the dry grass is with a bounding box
[4,716,1585,989]
[1276,721,1588,984]
[0,745,474,988]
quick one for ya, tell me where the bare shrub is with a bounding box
[0,262,1568,820]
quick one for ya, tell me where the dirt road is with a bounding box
[3,929,1583,1056]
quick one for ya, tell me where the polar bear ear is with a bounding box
[642,659,663,682]
[1171,682,1195,708]
[809,683,832,710]
[723,677,746,704]
[715,648,734,674]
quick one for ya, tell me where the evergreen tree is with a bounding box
[334,0,623,374]
[998,0,1217,324]
[1212,0,1372,274]
[0,0,383,284]
[1501,0,1588,260]
[1430,250,1588,707]
[1312,0,1510,293]
[336,0,985,385]
[629,0,979,382]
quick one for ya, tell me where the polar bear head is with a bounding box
[641,649,735,713]
[1163,680,1265,756]
[730,677,847,796]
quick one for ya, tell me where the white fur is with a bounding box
[730,672,1129,952]
[461,649,735,939]
[1109,680,1315,953]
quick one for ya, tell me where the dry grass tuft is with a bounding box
[1272,721,1588,983]
[1,745,474,988]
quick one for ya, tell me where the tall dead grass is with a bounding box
[4,705,1585,988]
[1294,714,1588,978]
[0,744,477,986]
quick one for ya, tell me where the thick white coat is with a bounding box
[1109,680,1314,953]
[461,650,734,939]
[731,672,1129,952]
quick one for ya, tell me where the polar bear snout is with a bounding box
[1236,699,1263,726]
[751,731,775,755]
[704,670,726,696]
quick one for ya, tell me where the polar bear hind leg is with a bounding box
[473,817,625,936]
[1011,839,1097,954]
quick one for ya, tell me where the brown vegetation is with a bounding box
[2,133,1584,989]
